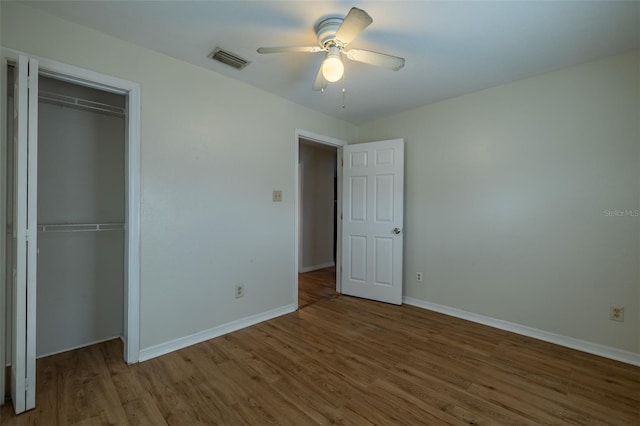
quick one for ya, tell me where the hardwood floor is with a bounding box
[298,266,338,308]
[2,296,639,425]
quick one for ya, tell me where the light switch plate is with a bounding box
[273,190,283,202]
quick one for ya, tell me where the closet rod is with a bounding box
[37,223,125,233]
[39,90,126,117]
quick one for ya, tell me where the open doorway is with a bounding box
[298,139,338,308]
[294,131,345,309]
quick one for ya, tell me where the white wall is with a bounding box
[299,141,336,271]
[358,50,640,353]
[0,3,356,352]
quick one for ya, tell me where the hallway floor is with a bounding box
[298,266,338,308]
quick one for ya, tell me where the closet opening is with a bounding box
[37,75,126,359]
[1,53,141,410]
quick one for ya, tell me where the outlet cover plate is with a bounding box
[610,306,624,322]
[235,284,244,299]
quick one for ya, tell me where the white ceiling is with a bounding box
[22,1,640,124]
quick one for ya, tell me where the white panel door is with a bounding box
[11,55,38,414]
[341,139,404,304]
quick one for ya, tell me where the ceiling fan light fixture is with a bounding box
[256,7,405,92]
[322,46,344,82]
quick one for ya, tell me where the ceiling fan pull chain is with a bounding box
[341,61,347,108]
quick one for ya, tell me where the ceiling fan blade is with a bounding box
[257,46,324,54]
[345,49,405,71]
[313,65,327,91]
[335,7,372,46]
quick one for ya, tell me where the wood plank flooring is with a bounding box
[298,267,338,309]
[2,296,639,425]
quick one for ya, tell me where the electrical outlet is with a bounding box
[416,272,423,282]
[235,284,244,299]
[610,306,624,322]
[272,190,283,202]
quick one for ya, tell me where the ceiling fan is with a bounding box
[257,7,405,91]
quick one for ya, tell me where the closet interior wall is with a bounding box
[4,70,127,361]
[37,76,126,358]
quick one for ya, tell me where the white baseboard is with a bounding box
[299,262,335,273]
[138,304,296,362]
[403,297,640,367]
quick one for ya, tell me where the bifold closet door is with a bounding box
[11,54,38,415]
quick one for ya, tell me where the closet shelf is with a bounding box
[37,223,125,233]
[39,90,126,117]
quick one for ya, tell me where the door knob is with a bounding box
[393,227,401,234]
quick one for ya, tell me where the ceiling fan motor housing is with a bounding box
[316,17,344,48]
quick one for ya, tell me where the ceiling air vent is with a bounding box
[209,47,250,70]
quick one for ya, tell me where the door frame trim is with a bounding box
[0,53,7,404]
[297,161,304,273]
[294,130,346,308]
[0,47,141,397]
